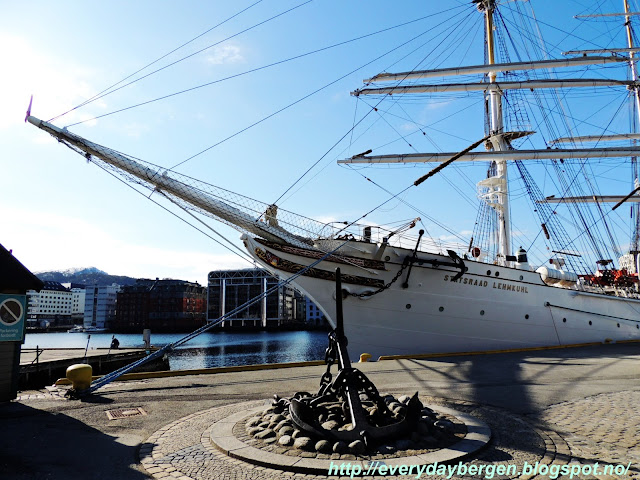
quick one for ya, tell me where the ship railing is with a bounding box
[320,223,468,256]
[318,222,469,257]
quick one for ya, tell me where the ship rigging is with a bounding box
[23,0,640,358]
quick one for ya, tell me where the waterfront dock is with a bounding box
[3,342,640,479]
[19,348,167,389]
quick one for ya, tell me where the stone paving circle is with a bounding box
[208,403,490,474]
[138,396,564,480]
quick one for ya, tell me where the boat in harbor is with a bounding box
[83,326,108,333]
[26,1,640,359]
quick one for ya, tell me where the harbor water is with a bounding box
[23,331,329,370]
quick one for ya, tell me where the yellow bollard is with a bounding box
[359,353,372,363]
[66,364,93,391]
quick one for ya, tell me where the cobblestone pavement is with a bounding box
[137,391,640,480]
[136,396,594,480]
[5,343,640,480]
[533,390,640,479]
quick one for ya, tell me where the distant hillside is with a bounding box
[35,267,138,287]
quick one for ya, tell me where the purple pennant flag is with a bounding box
[25,95,33,122]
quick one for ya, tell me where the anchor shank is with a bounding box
[335,268,367,430]
[334,268,351,367]
[286,268,423,445]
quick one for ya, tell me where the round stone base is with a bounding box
[210,404,490,474]
[140,397,559,480]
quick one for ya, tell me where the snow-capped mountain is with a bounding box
[35,267,137,286]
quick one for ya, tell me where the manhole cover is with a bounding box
[106,407,147,420]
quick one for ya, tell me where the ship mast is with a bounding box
[624,0,640,116]
[624,0,640,253]
[343,1,640,268]
[479,0,511,264]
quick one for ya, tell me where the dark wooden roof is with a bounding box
[0,244,44,292]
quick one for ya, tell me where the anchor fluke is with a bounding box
[287,267,423,445]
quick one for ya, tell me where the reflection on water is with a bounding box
[169,331,325,369]
[23,330,329,370]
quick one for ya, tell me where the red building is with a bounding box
[114,279,206,332]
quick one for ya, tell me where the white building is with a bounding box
[26,281,73,327]
[306,299,326,327]
[84,284,120,330]
[71,287,86,323]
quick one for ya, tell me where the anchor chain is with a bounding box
[319,336,337,388]
[347,229,424,298]
[346,257,410,298]
[347,233,470,298]
[286,267,423,445]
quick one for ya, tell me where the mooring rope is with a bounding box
[86,237,352,394]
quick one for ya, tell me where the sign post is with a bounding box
[0,294,26,342]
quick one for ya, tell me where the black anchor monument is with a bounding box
[273,268,423,449]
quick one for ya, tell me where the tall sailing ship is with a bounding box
[27,1,640,359]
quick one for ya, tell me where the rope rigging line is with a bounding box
[87,235,356,394]
[171,18,463,171]
[330,134,490,244]
[78,146,256,266]
[354,98,482,148]
[482,2,629,272]
[64,0,314,128]
[356,106,481,210]
[539,95,629,267]
[62,6,467,131]
[500,6,600,269]
[270,5,474,209]
[48,0,266,123]
[49,118,458,263]
[50,125,370,245]
[500,2,623,56]
[494,1,633,271]
[344,165,468,245]
[376,7,478,76]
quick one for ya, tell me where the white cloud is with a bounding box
[0,33,105,130]
[205,44,243,65]
[426,99,453,110]
[2,207,250,286]
[399,122,416,132]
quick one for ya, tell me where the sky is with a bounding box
[2,0,640,285]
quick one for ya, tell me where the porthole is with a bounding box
[589,321,592,325]
[406,304,411,309]
[519,275,523,281]
[439,306,444,312]
[384,256,391,261]
[525,314,529,319]
[486,270,491,276]
[562,318,567,323]
[617,323,620,328]
[637,325,639,329]
[480,310,485,316]
[495,271,500,277]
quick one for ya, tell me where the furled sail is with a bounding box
[27,116,320,248]
[364,56,628,82]
[352,79,634,96]
[338,147,640,164]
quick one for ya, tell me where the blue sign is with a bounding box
[0,294,26,342]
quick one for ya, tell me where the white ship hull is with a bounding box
[243,236,640,360]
